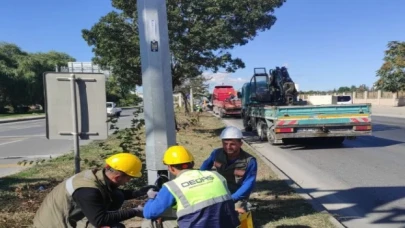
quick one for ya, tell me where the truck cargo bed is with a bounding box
[247,104,372,143]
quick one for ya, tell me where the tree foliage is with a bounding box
[336,86,351,93]
[0,42,75,112]
[106,75,142,107]
[82,0,286,89]
[335,84,369,94]
[376,41,405,92]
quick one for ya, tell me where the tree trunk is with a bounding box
[174,115,179,132]
[180,91,190,114]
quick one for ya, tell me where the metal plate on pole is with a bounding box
[44,72,108,140]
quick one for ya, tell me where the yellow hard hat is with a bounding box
[163,145,194,165]
[105,153,143,177]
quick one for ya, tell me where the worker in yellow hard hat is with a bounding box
[142,145,240,228]
[33,153,156,228]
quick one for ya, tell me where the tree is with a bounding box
[375,41,405,92]
[357,84,369,93]
[350,85,357,91]
[337,86,351,93]
[106,75,141,106]
[174,74,211,113]
[82,0,286,89]
[0,43,31,110]
[0,42,75,111]
[21,52,75,106]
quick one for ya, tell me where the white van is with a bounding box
[337,95,353,105]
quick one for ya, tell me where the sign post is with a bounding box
[70,74,80,173]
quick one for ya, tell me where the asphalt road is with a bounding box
[223,115,405,228]
[0,109,140,177]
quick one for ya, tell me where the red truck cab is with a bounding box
[211,85,242,118]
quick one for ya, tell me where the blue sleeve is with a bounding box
[199,149,217,170]
[231,157,257,201]
[143,186,176,220]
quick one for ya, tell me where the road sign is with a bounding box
[44,72,108,140]
[44,72,108,173]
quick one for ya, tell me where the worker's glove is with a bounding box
[133,205,144,218]
[133,185,158,198]
[147,188,159,199]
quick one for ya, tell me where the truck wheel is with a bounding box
[257,121,267,141]
[116,112,121,118]
[243,116,252,132]
[266,126,276,145]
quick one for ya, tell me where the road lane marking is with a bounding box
[8,125,43,129]
[0,120,43,126]
[0,134,45,138]
[323,203,357,211]
[0,139,24,146]
[0,154,65,160]
[0,124,44,132]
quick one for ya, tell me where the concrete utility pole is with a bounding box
[137,0,176,185]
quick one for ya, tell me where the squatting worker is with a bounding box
[200,126,258,213]
[142,145,240,228]
[33,152,156,228]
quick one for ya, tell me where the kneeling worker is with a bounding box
[33,153,155,228]
[200,126,258,214]
[143,145,240,228]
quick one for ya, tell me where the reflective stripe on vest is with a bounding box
[65,170,97,196]
[165,170,232,218]
[66,176,75,196]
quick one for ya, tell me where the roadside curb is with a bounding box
[0,116,45,124]
[240,139,346,228]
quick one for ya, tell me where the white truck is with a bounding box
[106,102,122,117]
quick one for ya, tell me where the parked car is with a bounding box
[106,102,122,117]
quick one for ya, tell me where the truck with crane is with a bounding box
[241,67,372,145]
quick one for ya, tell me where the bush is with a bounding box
[0,106,11,114]
[15,106,30,114]
[117,93,142,107]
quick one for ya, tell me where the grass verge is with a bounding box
[0,111,336,228]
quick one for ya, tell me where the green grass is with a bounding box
[0,111,337,228]
[0,136,128,228]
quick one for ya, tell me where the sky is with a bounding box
[1,0,404,92]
